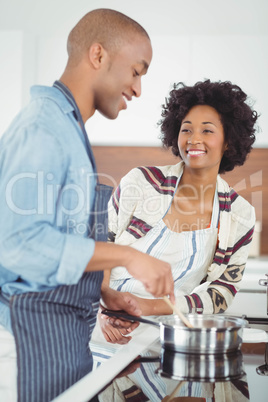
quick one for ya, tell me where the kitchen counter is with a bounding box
[53,257,268,401]
[54,324,268,402]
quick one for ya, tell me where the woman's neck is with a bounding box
[178,168,218,199]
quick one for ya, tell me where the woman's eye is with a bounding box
[181,129,190,133]
[133,70,140,77]
[203,129,213,134]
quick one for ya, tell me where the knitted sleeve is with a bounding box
[183,225,254,314]
[176,193,256,314]
[107,168,143,243]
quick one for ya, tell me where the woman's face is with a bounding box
[178,105,227,174]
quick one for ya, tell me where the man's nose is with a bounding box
[132,78,142,98]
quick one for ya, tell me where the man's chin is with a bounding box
[98,109,120,120]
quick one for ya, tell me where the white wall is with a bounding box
[0,31,23,134]
[0,0,267,146]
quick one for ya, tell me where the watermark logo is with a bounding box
[232,170,262,224]
[4,169,263,238]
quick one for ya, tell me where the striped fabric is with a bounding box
[137,166,178,196]
[108,161,255,314]
[112,185,121,214]
[11,272,103,402]
[126,217,153,239]
[122,384,149,401]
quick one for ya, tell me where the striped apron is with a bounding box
[7,81,113,402]
[109,181,219,301]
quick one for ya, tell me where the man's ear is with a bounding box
[88,43,107,69]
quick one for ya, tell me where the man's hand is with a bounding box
[124,248,175,303]
[86,243,175,303]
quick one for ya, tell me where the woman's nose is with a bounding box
[187,132,202,144]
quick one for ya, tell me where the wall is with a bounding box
[92,146,268,255]
[0,31,22,134]
[0,0,268,146]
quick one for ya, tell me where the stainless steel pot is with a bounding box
[102,310,247,354]
[158,348,245,382]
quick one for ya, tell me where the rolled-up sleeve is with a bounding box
[56,235,95,284]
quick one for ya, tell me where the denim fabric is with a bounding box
[0,85,97,328]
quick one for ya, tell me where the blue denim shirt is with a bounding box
[0,85,96,331]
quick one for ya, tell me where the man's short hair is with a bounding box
[67,8,150,66]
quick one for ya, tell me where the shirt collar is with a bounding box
[30,85,75,115]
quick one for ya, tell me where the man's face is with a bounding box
[94,36,152,120]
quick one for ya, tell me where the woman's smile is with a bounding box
[186,148,206,157]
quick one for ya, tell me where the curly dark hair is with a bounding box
[159,79,258,173]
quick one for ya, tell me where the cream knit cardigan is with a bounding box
[108,161,255,314]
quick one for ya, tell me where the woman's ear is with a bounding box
[88,43,107,69]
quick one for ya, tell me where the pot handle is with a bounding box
[101,309,160,327]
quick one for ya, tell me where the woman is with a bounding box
[92,79,258,346]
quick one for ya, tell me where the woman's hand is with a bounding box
[100,288,141,334]
[101,287,173,318]
[98,307,138,344]
[101,287,142,316]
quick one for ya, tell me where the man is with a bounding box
[0,9,174,402]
